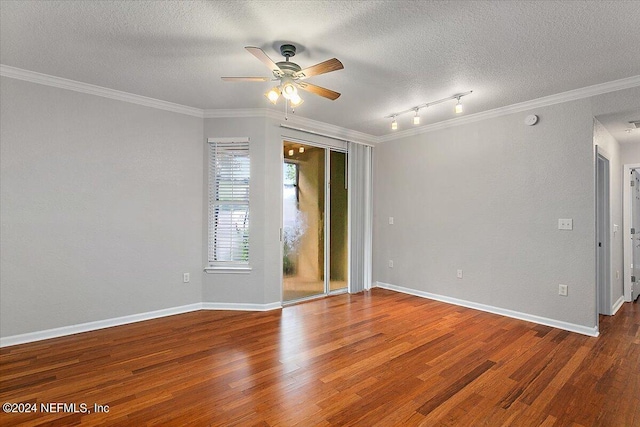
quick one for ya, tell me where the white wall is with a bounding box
[0,77,204,337]
[373,86,640,331]
[621,142,640,164]
[201,117,270,304]
[593,118,624,312]
[373,99,597,328]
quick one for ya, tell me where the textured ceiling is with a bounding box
[1,0,639,139]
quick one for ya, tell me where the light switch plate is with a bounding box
[389,217,394,225]
[558,219,573,230]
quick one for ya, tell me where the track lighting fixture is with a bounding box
[299,147,305,153]
[455,96,463,114]
[385,91,472,130]
[288,149,294,156]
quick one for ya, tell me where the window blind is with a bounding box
[208,138,250,265]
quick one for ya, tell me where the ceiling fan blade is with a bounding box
[295,58,343,79]
[297,82,341,100]
[221,77,271,82]
[245,46,282,75]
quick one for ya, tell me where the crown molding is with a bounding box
[0,64,205,118]
[202,107,272,119]
[204,107,379,144]
[377,75,640,143]
[3,64,638,144]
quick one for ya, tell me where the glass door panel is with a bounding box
[329,151,348,292]
[282,142,325,302]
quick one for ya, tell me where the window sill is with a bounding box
[204,266,252,274]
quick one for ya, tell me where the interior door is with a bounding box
[632,169,640,300]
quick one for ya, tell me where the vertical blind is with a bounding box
[348,142,373,293]
[208,138,250,265]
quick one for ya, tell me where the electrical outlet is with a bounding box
[183,273,190,283]
[558,284,568,296]
[616,270,620,280]
[457,269,463,279]
[388,260,394,268]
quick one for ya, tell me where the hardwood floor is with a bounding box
[1,288,638,426]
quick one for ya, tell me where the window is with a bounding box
[208,137,250,268]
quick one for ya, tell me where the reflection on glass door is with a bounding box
[282,142,347,303]
[283,142,325,302]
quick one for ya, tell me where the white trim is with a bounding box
[612,295,625,315]
[0,64,204,118]
[205,108,378,145]
[0,303,203,348]
[378,75,640,143]
[204,267,252,274]
[207,137,250,144]
[375,282,599,337]
[201,302,281,311]
[3,64,637,145]
[0,301,284,347]
[203,108,276,119]
[623,163,640,301]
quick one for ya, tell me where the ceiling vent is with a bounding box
[629,120,640,129]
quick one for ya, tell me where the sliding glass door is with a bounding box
[282,141,347,303]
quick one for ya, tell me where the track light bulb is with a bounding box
[413,110,420,125]
[288,149,294,156]
[391,118,398,130]
[265,87,280,104]
[299,147,305,153]
[455,97,463,114]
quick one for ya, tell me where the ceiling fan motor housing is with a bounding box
[280,44,297,58]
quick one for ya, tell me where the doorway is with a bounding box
[629,168,640,301]
[596,152,611,315]
[282,141,347,303]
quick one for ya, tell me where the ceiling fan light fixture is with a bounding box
[281,80,298,100]
[289,93,304,107]
[265,87,281,104]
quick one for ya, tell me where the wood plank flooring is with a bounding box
[1,288,638,426]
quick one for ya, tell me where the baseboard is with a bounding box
[201,301,282,311]
[0,303,204,348]
[1,300,283,348]
[611,295,625,315]
[375,282,599,337]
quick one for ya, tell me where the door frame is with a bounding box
[622,162,640,301]
[595,148,611,318]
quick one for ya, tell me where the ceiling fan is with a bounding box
[222,44,343,106]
